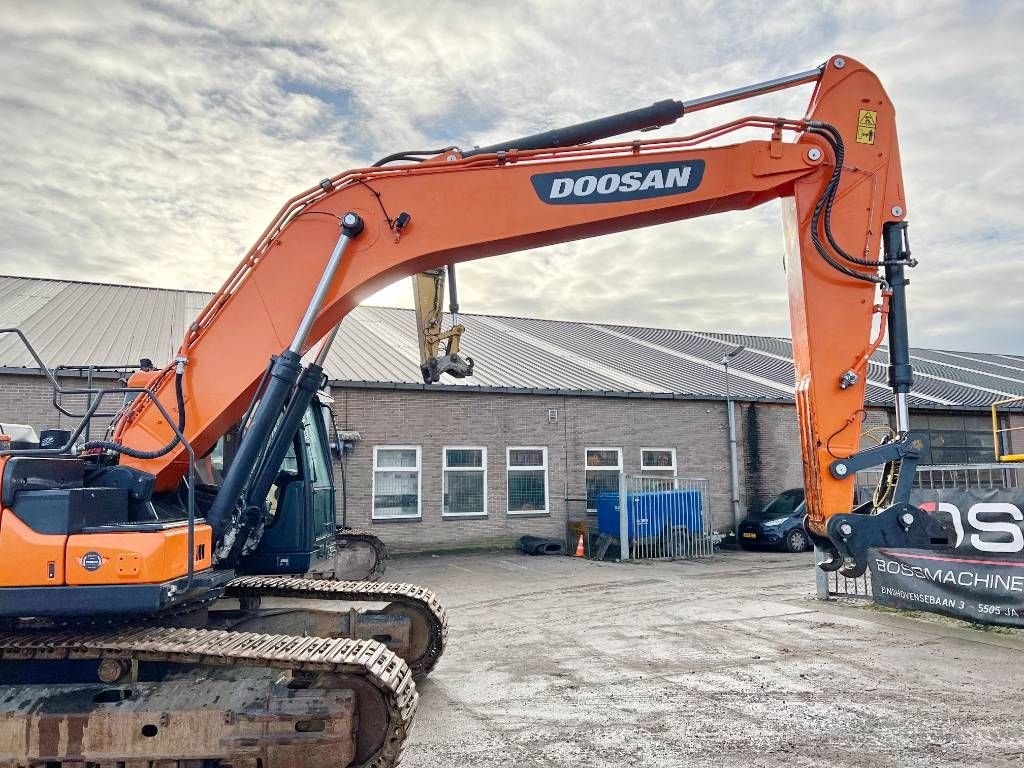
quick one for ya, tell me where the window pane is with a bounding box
[932,448,968,464]
[509,449,543,467]
[586,471,620,510]
[508,470,545,511]
[930,430,968,449]
[374,470,419,517]
[280,441,299,475]
[303,411,331,486]
[927,414,964,431]
[446,448,483,468]
[642,449,674,468]
[377,448,417,468]
[967,447,995,463]
[963,414,992,432]
[586,449,620,468]
[964,430,994,448]
[445,470,485,515]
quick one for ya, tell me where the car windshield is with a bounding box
[751,489,804,519]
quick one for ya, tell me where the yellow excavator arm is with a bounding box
[412,266,475,384]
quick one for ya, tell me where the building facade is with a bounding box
[0,275,1021,553]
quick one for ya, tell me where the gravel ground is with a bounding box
[385,549,1024,768]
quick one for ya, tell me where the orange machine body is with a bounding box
[0,452,213,589]
[101,55,903,537]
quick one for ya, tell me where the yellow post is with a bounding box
[992,396,1024,462]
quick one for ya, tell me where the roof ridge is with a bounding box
[0,273,211,296]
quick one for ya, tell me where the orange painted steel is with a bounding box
[64,524,212,586]
[0,510,66,587]
[113,55,904,536]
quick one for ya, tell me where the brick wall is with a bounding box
[0,372,101,435]
[329,389,737,553]
[737,402,804,515]
[2,370,1017,554]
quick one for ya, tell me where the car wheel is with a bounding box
[785,528,809,553]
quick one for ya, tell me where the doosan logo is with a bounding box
[531,160,704,205]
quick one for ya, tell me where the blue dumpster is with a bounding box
[596,489,703,540]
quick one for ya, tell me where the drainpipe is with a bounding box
[721,346,745,537]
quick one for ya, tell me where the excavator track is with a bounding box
[0,627,416,768]
[334,528,390,580]
[225,575,448,680]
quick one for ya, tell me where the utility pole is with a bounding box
[721,345,745,538]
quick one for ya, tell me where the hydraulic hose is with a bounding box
[82,369,186,460]
[372,147,454,167]
[806,123,886,285]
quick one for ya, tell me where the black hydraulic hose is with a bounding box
[816,126,894,268]
[810,123,903,273]
[82,371,186,459]
[806,124,885,285]
[372,147,454,167]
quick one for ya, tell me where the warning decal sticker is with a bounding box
[856,109,877,145]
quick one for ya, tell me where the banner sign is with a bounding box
[870,547,1024,626]
[868,486,1024,626]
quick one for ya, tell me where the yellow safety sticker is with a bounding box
[856,109,877,145]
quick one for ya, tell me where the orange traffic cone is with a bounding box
[574,534,585,558]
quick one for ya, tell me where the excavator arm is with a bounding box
[111,54,925,575]
[412,267,474,383]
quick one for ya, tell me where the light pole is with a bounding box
[721,345,745,539]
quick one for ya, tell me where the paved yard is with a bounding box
[385,549,1024,768]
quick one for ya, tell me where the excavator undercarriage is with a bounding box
[0,575,446,766]
[1,629,416,767]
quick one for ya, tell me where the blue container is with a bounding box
[596,489,703,540]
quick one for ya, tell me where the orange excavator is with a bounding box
[0,54,945,766]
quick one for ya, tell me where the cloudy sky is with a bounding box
[1,1,1021,353]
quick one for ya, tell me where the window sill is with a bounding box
[442,513,488,520]
[507,511,550,518]
[372,515,422,524]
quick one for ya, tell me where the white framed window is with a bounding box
[443,446,487,517]
[372,446,421,520]
[506,447,548,515]
[641,448,677,473]
[585,447,622,512]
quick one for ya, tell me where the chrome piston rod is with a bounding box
[290,212,364,355]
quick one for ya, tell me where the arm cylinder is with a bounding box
[463,65,822,157]
[463,99,684,157]
[882,221,914,432]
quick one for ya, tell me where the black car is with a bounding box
[737,488,810,553]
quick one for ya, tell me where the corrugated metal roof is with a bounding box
[0,274,1022,410]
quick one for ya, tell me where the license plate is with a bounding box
[742,532,757,539]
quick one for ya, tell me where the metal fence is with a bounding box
[623,474,716,560]
[820,462,1024,599]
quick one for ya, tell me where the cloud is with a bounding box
[0,0,1021,353]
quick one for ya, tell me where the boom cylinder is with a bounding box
[245,362,325,512]
[208,216,363,552]
[206,350,302,544]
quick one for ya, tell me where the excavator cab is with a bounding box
[236,396,337,575]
